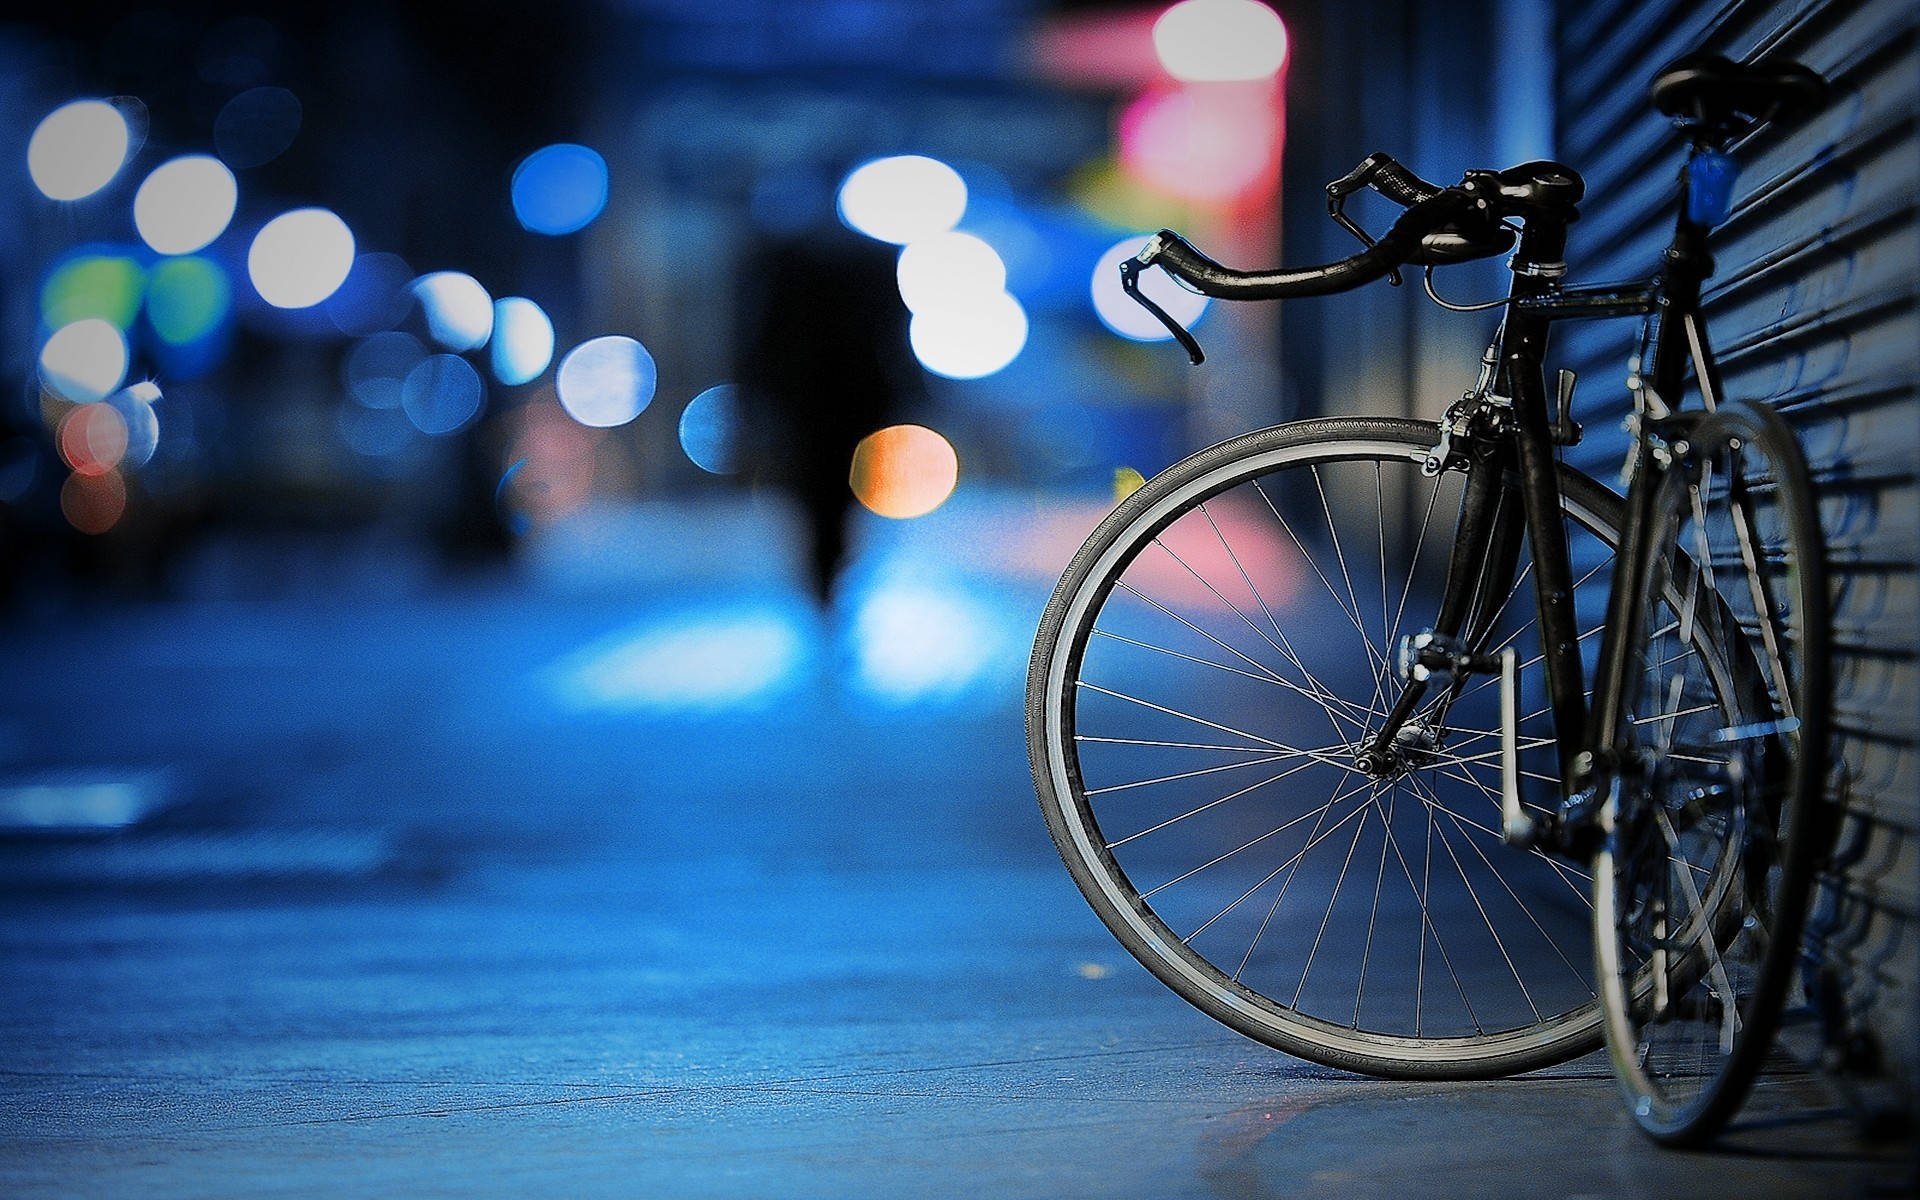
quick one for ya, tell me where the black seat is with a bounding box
[1650,54,1828,128]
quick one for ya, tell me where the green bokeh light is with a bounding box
[146,256,231,346]
[41,255,146,330]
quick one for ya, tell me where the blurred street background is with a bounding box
[1,0,1911,1194]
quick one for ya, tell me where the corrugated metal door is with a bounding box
[1555,0,1920,1120]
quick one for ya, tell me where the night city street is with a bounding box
[4,0,1916,1195]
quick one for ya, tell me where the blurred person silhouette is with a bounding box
[735,169,922,606]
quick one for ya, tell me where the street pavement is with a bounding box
[0,497,1908,1197]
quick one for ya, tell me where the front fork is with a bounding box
[1359,350,1598,854]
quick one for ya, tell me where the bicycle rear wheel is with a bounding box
[1029,417,1615,1078]
[1594,400,1829,1143]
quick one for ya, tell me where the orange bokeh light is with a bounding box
[849,425,959,519]
[61,469,127,534]
[58,402,129,477]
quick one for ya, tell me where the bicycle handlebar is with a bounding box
[1123,188,1481,363]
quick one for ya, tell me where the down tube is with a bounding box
[1506,350,1587,787]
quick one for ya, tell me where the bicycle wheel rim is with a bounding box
[1594,401,1829,1143]
[1030,418,1616,1078]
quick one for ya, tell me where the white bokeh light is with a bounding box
[412,271,495,351]
[39,319,129,403]
[895,233,1007,314]
[248,208,355,308]
[556,335,657,428]
[1153,0,1289,82]
[134,155,238,255]
[909,291,1028,380]
[28,100,132,201]
[836,155,967,245]
[491,297,555,386]
[1091,235,1211,342]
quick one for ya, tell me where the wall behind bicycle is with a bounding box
[1552,0,1920,1128]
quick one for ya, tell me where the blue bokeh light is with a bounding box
[401,354,485,435]
[511,144,609,236]
[344,331,427,409]
[214,86,302,169]
[326,252,415,337]
[678,384,740,475]
[107,381,162,468]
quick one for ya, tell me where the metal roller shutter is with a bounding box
[1556,0,1920,1122]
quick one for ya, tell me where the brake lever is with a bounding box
[1120,258,1206,365]
[1326,194,1403,288]
[1325,158,1406,288]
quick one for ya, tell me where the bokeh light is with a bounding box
[58,403,129,476]
[499,400,602,527]
[1091,235,1211,340]
[145,256,231,345]
[848,577,1007,705]
[1119,86,1278,203]
[39,319,129,403]
[895,232,1007,313]
[344,331,427,409]
[326,252,415,336]
[337,404,414,458]
[678,384,739,475]
[1152,0,1289,81]
[60,470,127,535]
[908,291,1029,379]
[107,381,162,468]
[400,354,485,435]
[556,336,656,428]
[214,86,302,168]
[491,296,554,385]
[511,143,609,236]
[850,424,959,519]
[552,605,810,713]
[28,100,132,201]
[412,271,494,351]
[133,155,237,254]
[837,155,967,245]
[248,208,355,308]
[41,252,145,330]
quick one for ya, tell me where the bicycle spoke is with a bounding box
[1150,782,1371,902]
[1291,797,1377,1006]
[1354,784,1398,1028]
[1104,756,1333,847]
[1250,477,1381,665]
[1431,815,1542,1022]
[1111,580,1375,728]
[1091,626,1375,728]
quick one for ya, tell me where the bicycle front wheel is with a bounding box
[1029,417,1617,1079]
[1594,400,1829,1143]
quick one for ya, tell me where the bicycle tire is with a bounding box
[1593,399,1830,1143]
[1029,417,1618,1079]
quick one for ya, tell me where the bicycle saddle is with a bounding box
[1650,54,1827,127]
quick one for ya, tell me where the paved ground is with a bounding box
[1,502,1910,1197]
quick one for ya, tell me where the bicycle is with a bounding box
[1026,54,1831,1145]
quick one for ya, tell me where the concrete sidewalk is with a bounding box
[0,522,1908,1196]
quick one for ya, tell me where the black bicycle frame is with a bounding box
[1373,150,1723,824]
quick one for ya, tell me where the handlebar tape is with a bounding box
[1369,156,1443,207]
